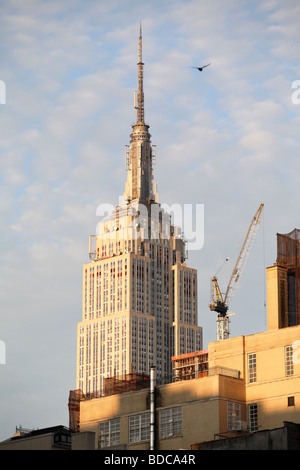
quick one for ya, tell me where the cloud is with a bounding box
[0,0,300,441]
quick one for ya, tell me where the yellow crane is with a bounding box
[209,203,264,340]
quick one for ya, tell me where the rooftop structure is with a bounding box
[69,227,300,449]
[171,350,208,381]
[0,425,72,451]
[267,228,300,330]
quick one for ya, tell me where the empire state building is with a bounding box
[76,27,202,393]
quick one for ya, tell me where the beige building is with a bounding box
[72,323,300,450]
[76,27,202,395]
[72,28,300,450]
[0,426,72,451]
[70,228,300,450]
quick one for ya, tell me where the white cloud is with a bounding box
[0,0,300,441]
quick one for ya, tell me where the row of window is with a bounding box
[244,397,295,433]
[84,246,194,322]
[227,401,258,432]
[179,270,197,325]
[98,404,252,448]
[78,317,127,393]
[98,407,182,448]
[98,395,297,448]
[247,345,295,384]
[84,261,128,319]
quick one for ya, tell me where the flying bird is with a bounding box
[191,63,211,71]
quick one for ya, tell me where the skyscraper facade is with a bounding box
[267,229,300,330]
[76,28,202,393]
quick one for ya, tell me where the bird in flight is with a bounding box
[191,63,211,71]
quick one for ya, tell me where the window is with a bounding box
[160,406,182,439]
[98,418,120,448]
[249,404,258,432]
[285,345,294,376]
[288,396,295,407]
[129,413,150,443]
[248,353,256,383]
[227,402,241,431]
[54,432,71,444]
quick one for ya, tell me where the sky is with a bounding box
[0,0,300,441]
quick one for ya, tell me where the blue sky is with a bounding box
[0,0,300,440]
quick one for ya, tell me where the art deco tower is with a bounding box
[76,28,202,393]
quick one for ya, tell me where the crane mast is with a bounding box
[209,203,264,340]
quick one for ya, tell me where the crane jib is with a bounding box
[210,203,264,340]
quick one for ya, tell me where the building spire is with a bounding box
[123,25,158,205]
[135,22,144,123]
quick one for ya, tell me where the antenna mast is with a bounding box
[135,23,145,123]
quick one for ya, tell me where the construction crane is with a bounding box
[209,203,264,340]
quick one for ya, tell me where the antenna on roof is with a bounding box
[134,22,145,123]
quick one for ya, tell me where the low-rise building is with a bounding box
[191,421,300,450]
[70,322,300,450]
[0,425,72,451]
[69,230,300,450]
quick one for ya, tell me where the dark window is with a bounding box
[288,396,295,407]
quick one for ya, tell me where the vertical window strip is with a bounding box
[131,316,137,372]
[98,419,120,449]
[129,413,150,443]
[227,401,241,431]
[249,404,258,432]
[248,353,257,383]
[159,407,182,439]
[121,316,127,375]
[285,345,294,376]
